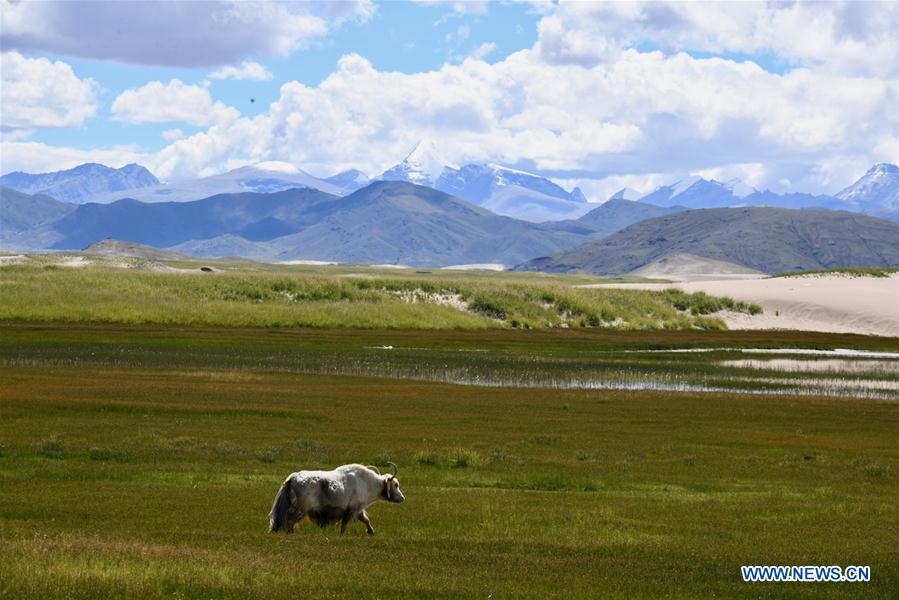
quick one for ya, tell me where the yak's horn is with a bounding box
[387,461,398,477]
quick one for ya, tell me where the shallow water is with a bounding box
[5,342,896,401]
[721,358,899,375]
[624,347,899,359]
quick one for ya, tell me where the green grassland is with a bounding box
[1,324,897,598]
[0,256,759,330]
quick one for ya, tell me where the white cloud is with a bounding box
[209,61,274,81]
[162,129,185,141]
[0,0,374,67]
[111,80,240,126]
[413,1,490,16]
[0,51,97,134]
[534,1,899,76]
[471,42,496,60]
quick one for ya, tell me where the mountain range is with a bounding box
[83,162,348,203]
[517,207,899,275]
[3,153,899,274]
[3,144,898,222]
[1,182,598,267]
[378,140,590,221]
[0,163,158,204]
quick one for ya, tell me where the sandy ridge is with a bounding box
[583,274,899,337]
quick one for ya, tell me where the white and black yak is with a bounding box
[269,462,405,535]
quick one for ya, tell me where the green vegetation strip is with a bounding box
[0,260,761,330]
[770,267,899,278]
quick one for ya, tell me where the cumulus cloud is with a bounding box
[0,0,374,67]
[111,80,240,126]
[0,51,97,134]
[209,61,274,81]
[162,129,185,141]
[470,42,497,60]
[534,1,899,76]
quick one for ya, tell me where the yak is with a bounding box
[269,462,405,535]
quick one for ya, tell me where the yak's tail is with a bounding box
[269,477,292,533]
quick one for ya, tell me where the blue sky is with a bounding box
[2,1,898,200]
[31,1,541,153]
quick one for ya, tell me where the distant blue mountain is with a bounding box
[836,163,899,216]
[324,169,370,193]
[635,169,898,220]
[0,163,159,204]
[34,181,592,267]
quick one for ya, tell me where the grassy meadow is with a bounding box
[1,258,896,597]
[0,256,759,330]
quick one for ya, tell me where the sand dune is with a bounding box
[629,253,765,281]
[583,274,899,337]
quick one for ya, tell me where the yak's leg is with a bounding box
[339,511,353,536]
[358,510,375,535]
[285,500,304,534]
[286,510,304,534]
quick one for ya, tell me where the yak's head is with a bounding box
[384,462,405,503]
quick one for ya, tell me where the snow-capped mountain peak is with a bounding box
[722,178,757,198]
[836,162,899,211]
[380,139,455,186]
[324,169,370,193]
[249,161,301,174]
[867,163,899,177]
[670,175,704,196]
[607,188,641,201]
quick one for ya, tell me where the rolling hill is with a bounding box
[259,180,590,265]
[50,187,343,250]
[81,239,197,261]
[516,207,899,275]
[544,196,686,237]
[29,181,592,267]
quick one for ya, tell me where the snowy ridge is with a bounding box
[380,139,455,186]
[836,163,899,211]
[378,141,588,220]
[85,162,344,203]
[0,163,159,204]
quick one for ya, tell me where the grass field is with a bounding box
[1,324,897,598]
[0,256,760,330]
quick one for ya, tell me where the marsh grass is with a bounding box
[448,447,484,468]
[40,436,65,459]
[0,261,757,330]
[413,449,441,466]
